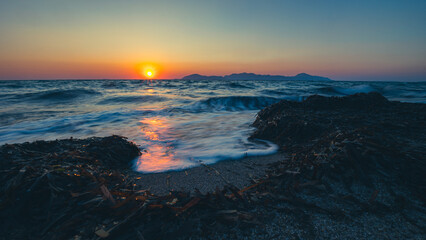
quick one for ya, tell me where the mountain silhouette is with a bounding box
[182,72,331,81]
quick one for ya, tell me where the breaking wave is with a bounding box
[1,79,424,173]
[188,96,280,111]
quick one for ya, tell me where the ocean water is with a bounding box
[0,79,425,173]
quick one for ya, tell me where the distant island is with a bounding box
[181,72,332,81]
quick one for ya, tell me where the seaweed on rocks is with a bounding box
[1,93,425,239]
[250,92,426,234]
[251,92,426,195]
[0,136,141,239]
[0,136,263,239]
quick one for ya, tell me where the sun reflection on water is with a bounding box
[135,117,191,173]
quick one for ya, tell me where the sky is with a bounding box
[0,0,425,81]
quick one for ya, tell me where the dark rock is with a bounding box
[251,92,426,200]
[0,136,141,239]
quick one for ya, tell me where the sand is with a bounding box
[132,153,285,195]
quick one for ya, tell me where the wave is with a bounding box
[0,109,148,145]
[226,82,254,89]
[97,95,168,104]
[318,84,376,95]
[18,89,101,102]
[188,96,280,111]
[260,89,286,95]
[101,81,125,88]
[0,83,24,89]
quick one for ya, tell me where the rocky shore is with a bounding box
[249,92,426,239]
[1,93,425,239]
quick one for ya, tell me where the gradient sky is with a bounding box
[0,0,425,81]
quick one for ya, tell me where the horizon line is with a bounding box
[1,78,426,83]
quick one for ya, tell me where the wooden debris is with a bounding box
[95,229,109,238]
[1,93,425,239]
[100,185,116,205]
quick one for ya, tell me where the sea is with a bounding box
[1,79,425,173]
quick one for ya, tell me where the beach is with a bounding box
[1,92,425,239]
[1,1,425,238]
[133,153,284,195]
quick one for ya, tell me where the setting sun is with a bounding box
[145,70,154,78]
[138,63,160,79]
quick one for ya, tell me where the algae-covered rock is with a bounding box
[251,92,426,200]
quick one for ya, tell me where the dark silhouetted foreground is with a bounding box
[1,93,425,239]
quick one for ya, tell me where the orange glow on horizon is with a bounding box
[2,59,417,81]
[137,63,161,79]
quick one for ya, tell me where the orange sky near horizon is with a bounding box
[0,1,425,81]
[0,58,424,81]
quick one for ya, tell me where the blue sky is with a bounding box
[0,0,425,80]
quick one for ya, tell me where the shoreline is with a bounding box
[132,153,285,195]
[1,93,425,239]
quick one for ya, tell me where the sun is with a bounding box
[145,70,155,78]
[137,63,160,79]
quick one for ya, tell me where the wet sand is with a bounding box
[132,153,285,195]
